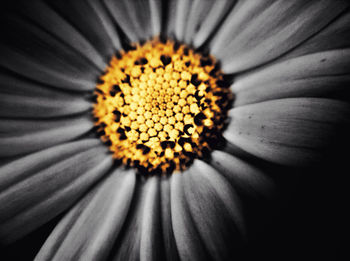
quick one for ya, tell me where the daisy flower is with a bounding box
[1,0,349,260]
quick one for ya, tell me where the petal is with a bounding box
[104,0,154,42]
[210,150,274,197]
[0,115,93,157]
[0,143,113,244]
[0,71,81,97]
[109,176,162,261]
[210,0,349,73]
[0,116,86,135]
[160,177,180,261]
[0,93,91,119]
[233,49,350,106]
[171,171,209,261]
[192,0,235,48]
[86,0,122,50]
[139,176,162,261]
[183,160,245,261]
[165,0,192,41]
[148,0,162,36]
[183,0,211,44]
[0,14,100,91]
[282,10,350,59]
[224,98,350,166]
[18,0,107,70]
[0,139,101,191]
[35,169,136,261]
[47,0,117,61]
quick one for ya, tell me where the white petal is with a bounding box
[224,98,350,166]
[86,0,122,50]
[0,93,91,118]
[282,10,350,59]
[149,0,162,36]
[210,150,274,197]
[0,72,81,97]
[0,144,113,244]
[47,1,118,61]
[0,116,85,135]
[183,160,245,261]
[160,177,180,261]
[210,0,349,73]
[0,115,93,157]
[165,0,192,41]
[192,0,234,47]
[108,183,142,261]
[0,139,101,191]
[109,176,162,261]
[233,49,350,106]
[104,0,153,42]
[19,0,107,70]
[140,176,162,261]
[35,169,136,261]
[0,12,101,92]
[171,171,209,261]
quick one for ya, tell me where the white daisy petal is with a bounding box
[0,139,101,191]
[166,0,192,41]
[104,0,153,42]
[0,115,93,157]
[224,98,350,166]
[183,0,209,44]
[192,0,234,48]
[233,49,350,106]
[18,0,107,70]
[86,0,122,50]
[35,169,136,261]
[0,72,84,97]
[140,176,162,261]
[0,141,113,244]
[109,176,161,261]
[47,0,118,61]
[149,0,162,36]
[183,160,245,261]
[108,182,143,261]
[0,44,97,92]
[0,117,84,136]
[0,93,90,119]
[171,171,209,261]
[160,177,180,261]
[210,150,274,197]
[0,14,100,92]
[210,0,349,73]
[282,10,350,59]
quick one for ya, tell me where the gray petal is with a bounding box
[210,0,349,73]
[171,171,209,261]
[210,150,274,198]
[183,160,245,261]
[160,177,180,261]
[0,115,93,157]
[233,49,350,106]
[35,169,136,261]
[0,143,113,244]
[224,98,350,166]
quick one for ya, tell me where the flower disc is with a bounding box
[93,38,233,174]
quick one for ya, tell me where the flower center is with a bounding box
[92,37,233,175]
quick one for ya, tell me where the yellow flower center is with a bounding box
[92,37,233,175]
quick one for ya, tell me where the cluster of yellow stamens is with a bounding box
[92,37,232,175]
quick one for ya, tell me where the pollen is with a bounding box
[92,37,233,175]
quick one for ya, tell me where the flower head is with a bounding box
[0,0,349,260]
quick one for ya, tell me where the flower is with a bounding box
[1,0,349,260]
